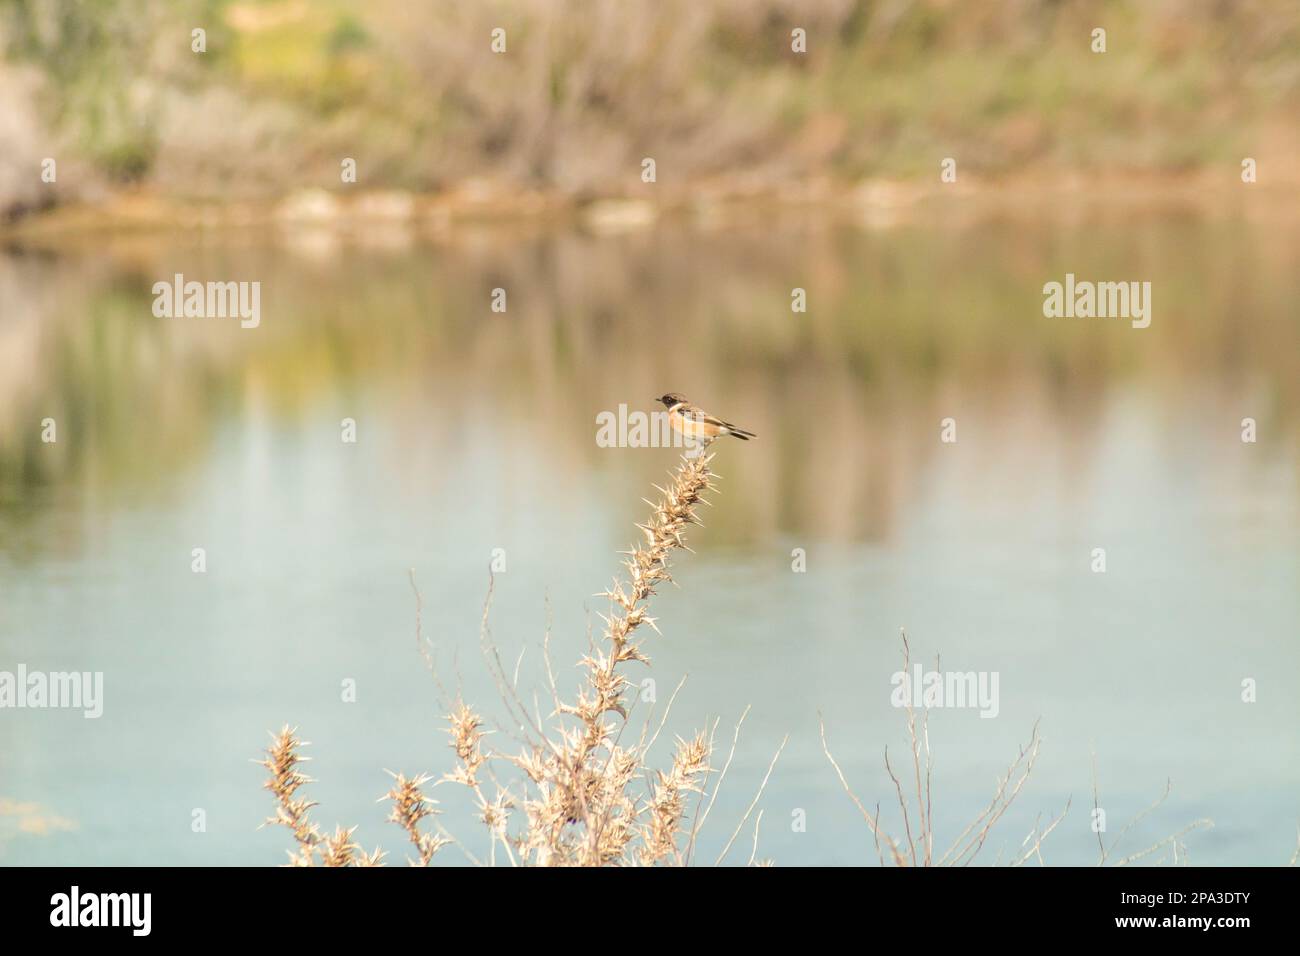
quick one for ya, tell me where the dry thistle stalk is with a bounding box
[383,772,447,866]
[441,700,518,864]
[575,451,715,741]
[444,701,487,787]
[524,450,718,865]
[639,732,711,866]
[318,825,363,867]
[258,726,384,866]
[435,449,724,867]
[258,725,323,866]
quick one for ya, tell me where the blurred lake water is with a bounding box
[1,207,1297,865]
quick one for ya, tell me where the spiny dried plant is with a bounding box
[317,825,380,867]
[576,450,714,747]
[257,725,322,866]
[479,450,743,866]
[258,448,776,866]
[383,772,447,866]
[257,726,384,867]
[506,450,720,865]
[639,732,711,867]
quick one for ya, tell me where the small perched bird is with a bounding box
[657,393,756,442]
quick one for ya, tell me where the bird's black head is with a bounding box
[658,392,687,408]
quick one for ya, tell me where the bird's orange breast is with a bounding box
[669,409,724,437]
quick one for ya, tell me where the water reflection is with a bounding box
[0,212,1297,864]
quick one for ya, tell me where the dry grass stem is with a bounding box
[823,635,1215,866]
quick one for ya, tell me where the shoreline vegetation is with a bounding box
[7,171,1299,245]
[4,1,1299,239]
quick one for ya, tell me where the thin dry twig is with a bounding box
[714,733,788,866]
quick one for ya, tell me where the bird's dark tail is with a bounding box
[728,427,755,440]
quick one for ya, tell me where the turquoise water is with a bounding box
[1,214,1297,865]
